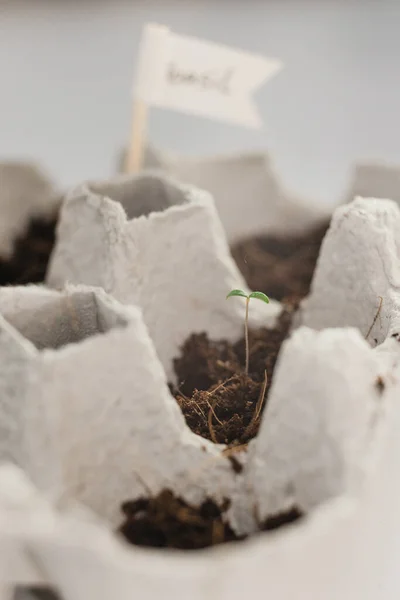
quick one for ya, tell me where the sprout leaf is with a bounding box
[248,291,270,304]
[226,289,248,300]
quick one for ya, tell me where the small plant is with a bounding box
[226,289,270,375]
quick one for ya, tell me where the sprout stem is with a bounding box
[226,289,269,376]
[245,296,250,376]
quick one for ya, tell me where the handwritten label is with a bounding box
[167,64,234,95]
[134,24,283,129]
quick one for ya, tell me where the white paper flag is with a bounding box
[133,23,283,129]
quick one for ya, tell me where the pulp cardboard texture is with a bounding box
[1,370,400,600]
[0,465,49,588]
[2,160,400,597]
[1,308,399,597]
[123,149,400,243]
[0,152,398,264]
[151,151,332,242]
[46,173,281,379]
[229,325,391,535]
[0,162,58,259]
[122,147,332,242]
[299,197,400,341]
[0,284,240,529]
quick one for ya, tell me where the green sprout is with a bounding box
[226,289,270,376]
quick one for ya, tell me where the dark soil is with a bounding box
[119,490,240,550]
[119,489,303,550]
[172,224,330,447]
[0,218,57,286]
[131,285,302,551]
[231,222,330,304]
[262,507,303,531]
[174,308,293,446]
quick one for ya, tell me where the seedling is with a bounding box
[226,289,270,375]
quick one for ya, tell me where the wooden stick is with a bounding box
[125,99,148,173]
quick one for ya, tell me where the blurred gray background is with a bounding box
[0,0,399,204]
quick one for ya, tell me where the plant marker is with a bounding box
[126,23,283,173]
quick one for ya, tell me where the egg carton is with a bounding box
[120,146,400,242]
[1,170,400,597]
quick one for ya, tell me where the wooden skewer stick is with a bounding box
[125,99,148,174]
